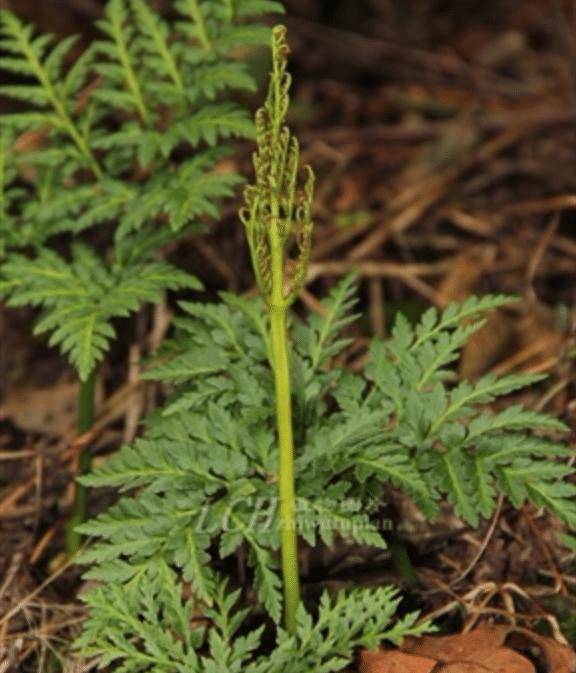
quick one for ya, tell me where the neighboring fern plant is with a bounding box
[0,0,282,552]
[73,25,574,672]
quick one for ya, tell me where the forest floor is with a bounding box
[1,1,575,671]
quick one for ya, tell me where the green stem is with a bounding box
[389,535,419,588]
[66,369,96,556]
[270,304,300,633]
[269,230,300,634]
[0,138,6,235]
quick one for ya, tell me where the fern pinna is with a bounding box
[74,26,573,672]
[0,0,282,551]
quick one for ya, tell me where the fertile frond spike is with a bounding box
[240,24,314,306]
[266,24,291,140]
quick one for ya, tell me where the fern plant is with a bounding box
[0,0,283,553]
[73,24,574,672]
[239,23,314,632]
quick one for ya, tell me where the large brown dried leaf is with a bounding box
[435,249,515,379]
[360,646,535,673]
[459,309,516,379]
[358,623,576,673]
[402,623,510,659]
[1,381,80,435]
[437,249,495,306]
[359,650,436,673]
[507,629,576,673]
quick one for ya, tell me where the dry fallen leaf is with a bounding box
[437,248,496,306]
[433,665,497,673]
[359,649,436,673]
[402,623,510,659]
[434,248,516,379]
[0,381,80,435]
[475,646,535,672]
[459,309,516,379]
[507,629,576,673]
[358,623,576,673]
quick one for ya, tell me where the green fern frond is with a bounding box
[379,295,515,390]
[95,0,151,123]
[175,0,213,51]
[429,372,546,436]
[298,494,386,549]
[173,529,218,605]
[174,102,255,147]
[303,273,360,370]
[465,405,568,443]
[2,245,200,379]
[214,23,275,50]
[437,450,478,525]
[144,345,227,383]
[130,0,185,96]
[192,61,256,99]
[235,0,286,18]
[249,538,283,624]
[257,587,431,673]
[76,561,206,669]
[0,10,101,176]
[477,434,574,463]
[77,565,425,673]
[357,451,439,519]
[411,294,515,350]
[499,461,576,526]
[110,151,242,237]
